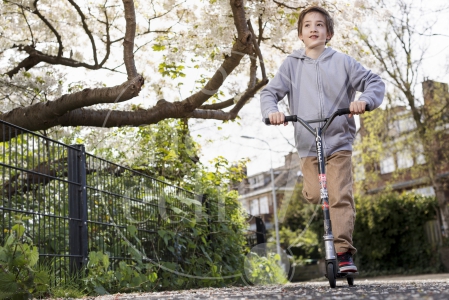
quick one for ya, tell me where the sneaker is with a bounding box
[337,251,358,273]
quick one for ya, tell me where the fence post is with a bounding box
[68,144,88,274]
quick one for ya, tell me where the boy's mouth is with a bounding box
[309,35,319,39]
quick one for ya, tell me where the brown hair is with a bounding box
[297,6,334,43]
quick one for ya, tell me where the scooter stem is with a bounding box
[315,127,336,260]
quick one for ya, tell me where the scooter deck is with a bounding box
[336,272,358,278]
[325,271,358,279]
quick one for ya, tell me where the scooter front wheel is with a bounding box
[327,263,336,288]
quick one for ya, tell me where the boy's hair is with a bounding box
[297,6,334,43]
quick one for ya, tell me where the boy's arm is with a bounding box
[347,57,385,110]
[260,60,291,123]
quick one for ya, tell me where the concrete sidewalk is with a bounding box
[358,273,449,281]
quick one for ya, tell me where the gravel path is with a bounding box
[93,274,449,300]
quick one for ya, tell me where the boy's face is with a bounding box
[299,12,332,50]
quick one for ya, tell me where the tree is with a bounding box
[355,0,449,234]
[1,0,369,143]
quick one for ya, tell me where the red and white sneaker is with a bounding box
[337,251,358,273]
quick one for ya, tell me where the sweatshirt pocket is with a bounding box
[324,115,351,149]
[294,122,317,153]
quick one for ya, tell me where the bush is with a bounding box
[0,215,50,299]
[354,192,442,275]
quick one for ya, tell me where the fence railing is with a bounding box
[1,120,266,283]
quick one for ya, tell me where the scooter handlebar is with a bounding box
[264,115,297,125]
[264,104,371,125]
[335,104,371,116]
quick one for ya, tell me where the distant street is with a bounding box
[95,274,449,300]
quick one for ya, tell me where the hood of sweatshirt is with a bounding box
[287,47,337,62]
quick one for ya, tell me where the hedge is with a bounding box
[353,192,443,275]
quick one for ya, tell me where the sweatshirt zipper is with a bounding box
[316,60,327,155]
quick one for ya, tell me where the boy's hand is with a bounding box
[349,101,367,118]
[268,112,288,126]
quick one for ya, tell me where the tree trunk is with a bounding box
[435,181,449,237]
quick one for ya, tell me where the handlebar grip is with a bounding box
[264,115,297,125]
[336,104,371,116]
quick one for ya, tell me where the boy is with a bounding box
[260,6,385,272]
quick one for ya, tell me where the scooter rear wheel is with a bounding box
[347,276,354,286]
[327,263,336,288]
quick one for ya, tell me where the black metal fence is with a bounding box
[1,120,266,283]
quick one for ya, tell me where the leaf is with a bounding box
[148,272,158,282]
[176,196,202,207]
[127,225,137,237]
[0,272,19,294]
[34,271,50,285]
[28,246,39,267]
[94,285,110,295]
[5,234,15,247]
[157,230,167,238]
[171,207,185,215]
[152,44,166,51]
[199,245,212,262]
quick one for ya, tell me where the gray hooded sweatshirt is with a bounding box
[260,47,385,158]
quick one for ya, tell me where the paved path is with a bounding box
[95,274,449,300]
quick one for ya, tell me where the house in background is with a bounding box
[354,80,449,197]
[354,79,449,246]
[233,152,302,232]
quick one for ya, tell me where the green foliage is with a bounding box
[354,192,442,275]
[244,252,288,285]
[97,120,201,187]
[84,251,158,295]
[0,215,49,300]
[158,61,186,79]
[1,119,251,297]
[277,183,321,263]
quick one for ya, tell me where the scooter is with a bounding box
[265,106,369,288]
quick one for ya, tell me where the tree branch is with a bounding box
[189,79,268,121]
[68,0,99,66]
[200,98,235,110]
[5,46,101,78]
[32,0,63,57]
[272,0,306,10]
[20,6,35,46]
[230,0,252,45]
[1,76,144,141]
[247,19,267,80]
[122,0,138,79]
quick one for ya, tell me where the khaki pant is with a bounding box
[301,150,356,254]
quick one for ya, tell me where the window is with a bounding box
[242,200,250,214]
[416,144,426,164]
[259,196,269,214]
[380,155,395,174]
[249,174,265,188]
[413,186,435,197]
[397,150,414,169]
[250,199,259,216]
